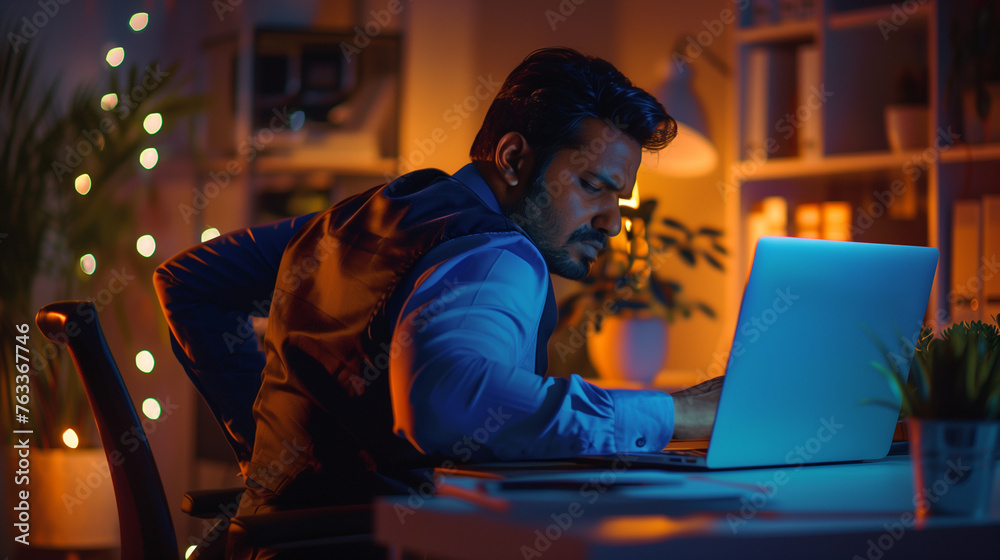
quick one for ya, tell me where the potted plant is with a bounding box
[946,2,1000,144]
[872,317,1000,518]
[554,198,727,384]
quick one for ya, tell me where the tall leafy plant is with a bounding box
[0,30,204,447]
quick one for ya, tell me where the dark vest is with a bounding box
[247,169,555,505]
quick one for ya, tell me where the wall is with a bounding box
[399,0,734,375]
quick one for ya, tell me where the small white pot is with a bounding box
[587,314,669,384]
[884,104,929,152]
[907,418,999,519]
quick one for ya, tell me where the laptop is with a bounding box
[593,236,938,470]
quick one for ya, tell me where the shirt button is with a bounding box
[635,437,646,448]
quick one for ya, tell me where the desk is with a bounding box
[374,456,1000,559]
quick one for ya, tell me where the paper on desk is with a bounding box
[435,470,758,516]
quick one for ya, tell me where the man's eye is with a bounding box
[580,179,601,193]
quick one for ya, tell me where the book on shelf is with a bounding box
[950,199,982,324]
[982,195,1000,322]
[796,43,822,159]
[742,46,797,160]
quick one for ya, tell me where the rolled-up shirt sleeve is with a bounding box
[389,232,674,462]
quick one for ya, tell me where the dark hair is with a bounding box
[470,47,676,170]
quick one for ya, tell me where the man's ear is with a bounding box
[494,132,535,188]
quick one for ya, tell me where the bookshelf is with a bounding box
[728,0,1000,330]
[201,27,401,225]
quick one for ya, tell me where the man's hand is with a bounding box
[670,376,724,440]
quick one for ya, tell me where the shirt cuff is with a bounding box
[607,389,675,452]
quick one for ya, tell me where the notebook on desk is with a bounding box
[592,236,938,470]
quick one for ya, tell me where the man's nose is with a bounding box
[592,200,622,238]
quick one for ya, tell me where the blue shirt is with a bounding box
[388,164,675,460]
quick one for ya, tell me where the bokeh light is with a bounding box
[100,93,118,110]
[62,428,80,448]
[129,12,148,32]
[106,47,124,67]
[142,398,161,420]
[135,350,155,373]
[75,174,92,195]
[143,113,162,134]
[139,147,158,169]
[201,228,220,242]
[80,254,97,275]
[136,234,156,257]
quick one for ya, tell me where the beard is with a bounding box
[504,174,608,281]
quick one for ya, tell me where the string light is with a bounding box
[135,350,155,373]
[129,13,148,32]
[100,93,118,110]
[136,234,156,257]
[139,147,158,169]
[201,228,220,242]
[75,174,92,195]
[106,47,124,67]
[143,113,162,134]
[80,254,97,275]
[142,398,161,420]
[62,428,80,448]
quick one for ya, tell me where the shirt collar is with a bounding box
[452,163,502,215]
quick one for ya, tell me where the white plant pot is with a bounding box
[884,104,929,152]
[907,418,1000,519]
[27,448,120,549]
[587,314,668,384]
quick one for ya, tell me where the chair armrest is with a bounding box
[181,488,246,519]
[228,504,373,548]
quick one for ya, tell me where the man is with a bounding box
[156,47,721,555]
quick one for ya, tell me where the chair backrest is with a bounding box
[36,301,178,560]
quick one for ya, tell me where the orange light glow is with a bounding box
[594,514,715,543]
[620,182,640,209]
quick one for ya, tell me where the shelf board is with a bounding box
[828,3,930,30]
[737,19,819,44]
[939,143,1000,164]
[735,150,927,180]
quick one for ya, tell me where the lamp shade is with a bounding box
[646,65,718,177]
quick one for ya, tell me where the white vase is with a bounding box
[907,418,1000,519]
[587,314,668,384]
[884,104,929,152]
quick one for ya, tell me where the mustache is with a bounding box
[567,228,608,250]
